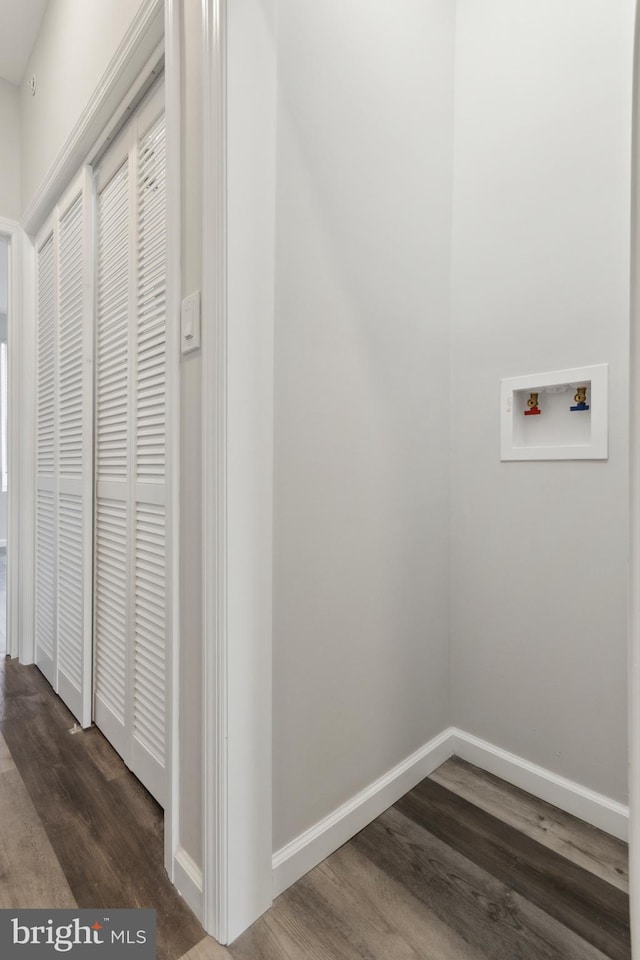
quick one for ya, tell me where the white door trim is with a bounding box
[201,0,276,942]
[19,230,35,665]
[164,0,181,886]
[0,217,23,661]
[629,1,640,947]
[202,0,229,938]
[631,249,640,956]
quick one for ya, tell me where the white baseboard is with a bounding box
[452,728,629,842]
[272,727,455,897]
[174,845,204,920]
[271,724,629,899]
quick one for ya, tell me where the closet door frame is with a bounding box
[19,0,182,907]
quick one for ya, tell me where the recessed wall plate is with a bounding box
[500,363,608,461]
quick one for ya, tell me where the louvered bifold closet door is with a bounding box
[94,81,167,806]
[35,171,94,727]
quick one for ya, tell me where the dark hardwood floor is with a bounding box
[0,657,205,960]
[220,761,630,960]
[0,651,630,960]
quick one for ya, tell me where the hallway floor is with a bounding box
[0,655,630,960]
[201,764,630,960]
[0,656,205,960]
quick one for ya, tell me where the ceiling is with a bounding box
[0,0,48,86]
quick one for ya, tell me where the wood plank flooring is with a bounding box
[430,755,629,892]
[221,756,629,960]
[0,657,205,960]
[0,730,77,910]
[0,646,630,960]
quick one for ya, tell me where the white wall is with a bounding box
[20,0,149,213]
[0,299,6,547]
[178,0,203,870]
[273,0,456,850]
[0,79,21,222]
[450,0,635,803]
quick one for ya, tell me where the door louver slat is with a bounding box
[57,493,84,690]
[35,491,55,664]
[134,504,166,765]
[136,115,166,486]
[58,196,84,478]
[36,236,55,478]
[95,498,128,724]
[97,163,129,483]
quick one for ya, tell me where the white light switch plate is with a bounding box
[181,290,201,354]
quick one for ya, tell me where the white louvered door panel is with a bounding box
[35,172,94,727]
[94,80,167,806]
[34,172,94,725]
[132,108,167,800]
[35,230,57,685]
[94,152,132,763]
[56,180,94,727]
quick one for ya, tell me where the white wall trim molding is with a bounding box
[272,723,630,901]
[201,0,230,942]
[22,0,164,237]
[174,845,204,920]
[0,218,24,661]
[202,0,276,944]
[272,728,455,899]
[164,0,181,889]
[18,231,35,664]
[628,4,640,952]
[452,729,629,842]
